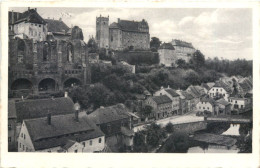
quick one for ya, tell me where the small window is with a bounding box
[82,142,85,147]
[26,147,28,151]
[39,25,41,27]
[241,105,243,108]
[8,124,12,130]
[21,133,23,138]
[207,107,209,110]
[203,107,205,109]
[35,24,37,26]
[89,140,92,146]
[74,149,78,153]
[23,145,24,150]
[99,138,102,143]
[8,137,11,142]
[24,134,26,139]
[235,101,237,103]
[19,143,21,148]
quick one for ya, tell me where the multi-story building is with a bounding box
[171,39,196,57]
[8,94,77,151]
[96,15,150,51]
[208,81,232,101]
[158,43,176,67]
[87,104,136,151]
[9,8,91,97]
[146,95,172,120]
[9,8,48,41]
[154,86,180,115]
[196,96,216,114]
[18,112,105,152]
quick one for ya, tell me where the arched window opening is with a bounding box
[67,44,73,63]
[43,42,51,61]
[17,40,25,64]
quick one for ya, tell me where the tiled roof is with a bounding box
[87,104,130,125]
[165,88,179,97]
[8,100,17,119]
[115,19,149,32]
[24,113,104,150]
[216,98,230,106]
[244,92,252,98]
[213,81,232,93]
[15,97,75,123]
[151,95,172,105]
[181,91,194,100]
[201,83,210,90]
[62,139,77,150]
[158,43,175,50]
[45,19,70,33]
[186,85,204,98]
[200,96,216,106]
[171,39,194,49]
[13,9,46,24]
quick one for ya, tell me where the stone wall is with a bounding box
[121,31,150,50]
[172,121,207,134]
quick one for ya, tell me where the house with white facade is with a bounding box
[196,96,216,114]
[18,112,105,152]
[208,81,232,101]
[154,86,180,115]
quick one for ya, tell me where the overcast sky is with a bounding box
[11,7,252,60]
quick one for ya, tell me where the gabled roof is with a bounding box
[45,19,70,33]
[216,98,230,106]
[15,97,75,123]
[181,91,194,100]
[158,43,175,50]
[24,113,104,150]
[171,39,194,49]
[88,104,131,125]
[212,81,232,93]
[151,95,172,105]
[200,96,216,106]
[62,139,78,150]
[13,9,46,25]
[201,83,210,90]
[244,92,252,98]
[165,88,179,97]
[186,85,205,98]
[113,19,149,32]
[8,100,17,119]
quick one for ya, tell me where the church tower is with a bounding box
[96,15,109,49]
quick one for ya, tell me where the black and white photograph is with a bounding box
[1,1,260,168]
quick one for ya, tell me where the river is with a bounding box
[187,123,251,153]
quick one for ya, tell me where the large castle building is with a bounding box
[96,15,150,51]
[158,39,196,67]
[9,8,91,97]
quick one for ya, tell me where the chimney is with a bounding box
[75,110,79,122]
[64,91,68,98]
[28,7,30,11]
[47,113,51,125]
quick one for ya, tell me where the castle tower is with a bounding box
[96,15,109,49]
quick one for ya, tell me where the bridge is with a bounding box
[205,116,252,124]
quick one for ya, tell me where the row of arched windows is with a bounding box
[17,40,74,63]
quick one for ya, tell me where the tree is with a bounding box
[190,50,205,69]
[176,59,186,68]
[87,37,98,53]
[150,37,161,51]
[143,105,153,117]
[165,122,174,133]
[163,133,189,153]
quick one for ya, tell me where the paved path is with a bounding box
[133,111,204,132]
